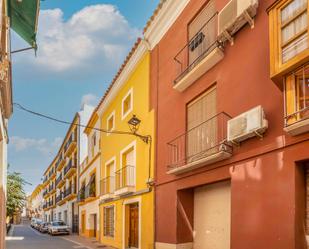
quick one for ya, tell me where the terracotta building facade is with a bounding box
[150,0,309,249]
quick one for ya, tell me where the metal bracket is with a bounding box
[243,11,254,29]
[254,130,263,139]
[222,30,234,45]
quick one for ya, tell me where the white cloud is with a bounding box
[10,136,63,156]
[81,93,99,107]
[12,4,140,77]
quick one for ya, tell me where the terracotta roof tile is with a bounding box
[143,0,167,34]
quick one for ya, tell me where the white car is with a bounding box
[48,221,70,235]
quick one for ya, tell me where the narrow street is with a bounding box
[6,219,103,249]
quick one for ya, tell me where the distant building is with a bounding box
[42,105,93,233]
[28,185,44,219]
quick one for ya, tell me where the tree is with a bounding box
[6,171,29,218]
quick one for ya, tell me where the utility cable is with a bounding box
[13,102,150,141]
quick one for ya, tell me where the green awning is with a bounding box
[7,0,40,48]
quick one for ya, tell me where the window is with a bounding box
[269,0,309,77]
[280,0,308,63]
[58,212,62,221]
[122,89,133,119]
[64,210,68,224]
[91,133,96,156]
[106,111,115,135]
[103,206,114,237]
[187,87,217,161]
[284,63,309,125]
[188,0,216,65]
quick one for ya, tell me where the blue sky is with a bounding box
[9,1,159,194]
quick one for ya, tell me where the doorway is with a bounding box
[81,212,86,235]
[93,214,97,238]
[125,203,139,249]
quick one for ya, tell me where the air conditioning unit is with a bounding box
[227,106,268,143]
[218,0,259,44]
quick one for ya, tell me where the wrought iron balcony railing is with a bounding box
[64,132,75,152]
[56,174,63,186]
[167,112,232,172]
[64,159,76,176]
[85,178,96,199]
[174,13,222,84]
[56,193,63,203]
[115,165,135,190]
[78,186,85,202]
[63,186,72,198]
[100,176,115,196]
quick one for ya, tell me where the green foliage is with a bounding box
[6,171,28,218]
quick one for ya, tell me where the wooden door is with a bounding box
[81,213,85,234]
[129,203,139,248]
[93,214,97,237]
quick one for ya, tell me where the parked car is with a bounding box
[30,218,37,228]
[48,221,70,235]
[38,222,49,233]
[33,219,42,230]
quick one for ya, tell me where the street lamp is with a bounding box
[127,115,150,144]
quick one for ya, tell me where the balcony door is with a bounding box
[122,147,135,187]
[187,87,217,163]
[106,161,115,193]
[188,0,216,66]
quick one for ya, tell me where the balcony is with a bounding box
[174,13,224,92]
[62,186,76,202]
[100,176,115,200]
[43,203,48,210]
[56,193,63,204]
[85,178,96,201]
[43,176,48,184]
[56,174,65,188]
[43,189,48,198]
[64,132,76,157]
[64,159,77,179]
[167,112,233,175]
[115,166,135,196]
[49,168,56,179]
[56,154,65,171]
[49,184,56,195]
[78,186,85,203]
[284,64,309,136]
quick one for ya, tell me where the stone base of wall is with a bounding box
[155,242,193,249]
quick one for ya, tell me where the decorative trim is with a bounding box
[143,0,190,49]
[121,87,133,120]
[97,44,148,116]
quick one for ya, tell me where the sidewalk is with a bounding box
[62,234,116,249]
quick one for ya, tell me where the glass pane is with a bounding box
[281,12,307,44]
[282,32,308,63]
[296,65,309,119]
[281,0,307,23]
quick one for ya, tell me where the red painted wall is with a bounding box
[150,0,309,248]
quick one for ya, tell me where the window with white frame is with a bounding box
[103,206,114,237]
[106,112,115,135]
[122,88,133,119]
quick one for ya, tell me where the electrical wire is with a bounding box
[13,102,150,140]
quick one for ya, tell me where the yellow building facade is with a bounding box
[97,39,155,249]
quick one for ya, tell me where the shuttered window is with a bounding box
[104,206,115,237]
[188,0,216,65]
[187,87,217,161]
[280,0,308,63]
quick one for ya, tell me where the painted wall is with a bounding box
[150,0,309,248]
[99,51,155,249]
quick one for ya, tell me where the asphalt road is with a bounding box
[6,222,84,249]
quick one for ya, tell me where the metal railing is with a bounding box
[56,193,63,203]
[63,187,72,198]
[64,132,75,152]
[64,159,76,176]
[43,189,48,196]
[115,165,135,190]
[43,176,48,183]
[100,176,115,196]
[56,154,63,168]
[48,183,55,192]
[284,63,309,127]
[43,203,47,209]
[78,186,85,202]
[174,13,222,84]
[48,168,55,178]
[85,178,96,198]
[56,174,63,186]
[167,112,232,171]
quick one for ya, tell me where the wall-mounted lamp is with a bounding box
[127,114,150,144]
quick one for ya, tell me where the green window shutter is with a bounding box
[7,0,40,47]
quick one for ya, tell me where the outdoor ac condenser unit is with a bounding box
[227,106,268,143]
[218,0,259,43]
